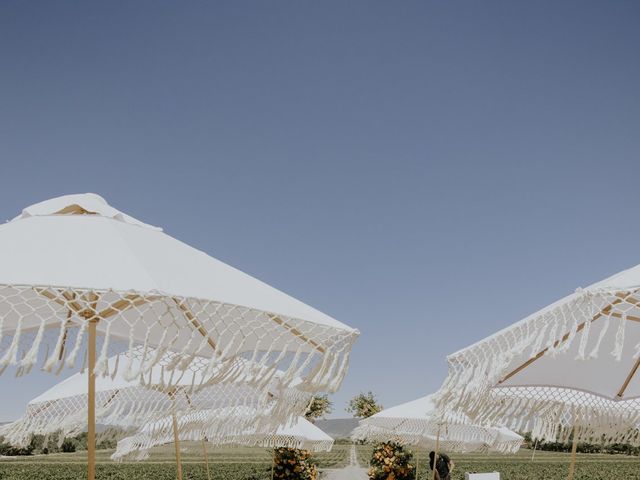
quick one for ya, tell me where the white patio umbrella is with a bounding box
[113,413,333,480]
[0,352,310,449]
[244,416,334,452]
[0,194,358,480]
[113,414,333,461]
[352,394,522,480]
[352,395,522,453]
[436,263,640,479]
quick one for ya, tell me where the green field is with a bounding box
[357,445,640,480]
[1,444,639,479]
[0,443,348,480]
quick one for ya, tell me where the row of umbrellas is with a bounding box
[354,264,640,480]
[1,194,640,480]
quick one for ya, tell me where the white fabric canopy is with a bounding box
[0,352,310,447]
[0,194,358,393]
[5,194,350,330]
[113,415,334,460]
[437,262,640,445]
[352,395,523,454]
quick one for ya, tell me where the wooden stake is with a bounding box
[202,437,211,480]
[567,426,578,480]
[432,423,441,480]
[87,319,97,480]
[172,411,183,480]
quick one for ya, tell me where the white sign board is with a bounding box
[465,473,500,480]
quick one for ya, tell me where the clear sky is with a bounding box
[0,1,639,421]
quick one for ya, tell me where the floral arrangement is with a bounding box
[273,447,319,480]
[368,441,415,480]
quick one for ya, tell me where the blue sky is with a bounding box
[0,1,639,420]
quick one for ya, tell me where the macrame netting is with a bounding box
[112,411,334,460]
[436,287,640,445]
[0,351,312,448]
[0,285,356,394]
[478,387,640,446]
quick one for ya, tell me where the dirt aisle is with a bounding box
[322,445,368,480]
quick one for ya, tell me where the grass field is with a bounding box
[0,444,639,479]
[357,445,640,480]
[0,443,349,480]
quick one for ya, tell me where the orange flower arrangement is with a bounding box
[368,442,414,480]
[273,447,318,480]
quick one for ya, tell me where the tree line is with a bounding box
[522,432,640,456]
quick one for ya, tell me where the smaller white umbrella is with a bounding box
[113,415,333,462]
[353,394,522,480]
[352,394,522,454]
[0,352,309,448]
[235,416,334,452]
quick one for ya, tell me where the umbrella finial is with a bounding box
[12,193,162,231]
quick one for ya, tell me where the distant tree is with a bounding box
[305,395,333,423]
[28,434,46,453]
[73,432,88,451]
[97,426,127,450]
[518,432,640,456]
[0,437,35,456]
[521,431,532,448]
[61,438,77,453]
[346,391,382,419]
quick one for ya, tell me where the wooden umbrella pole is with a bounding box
[87,319,97,480]
[271,449,276,480]
[202,437,211,480]
[531,439,538,461]
[432,423,441,480]
[567,426,578,480]
[415,448,420,480]
[172,409,183,480]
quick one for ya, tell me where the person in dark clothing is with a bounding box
[428,451,453,480]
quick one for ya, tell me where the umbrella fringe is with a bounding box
[112,414,333,462]
[611,313,627,361]
[21,316,48,370]
[65,320,87,369]
[0,314,23,368]
[588,315,610,359]
[0,287,358,399]
[435,288,640,447]
[351,423,521,455]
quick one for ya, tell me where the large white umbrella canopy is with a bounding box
[437,262,640,446]
[0,193,358,480]
[351,395,523,454]
[0,193,358,391]
[0,352,311,447]
[113,415,334,461]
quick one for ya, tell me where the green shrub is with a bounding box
[60,439,77,453]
